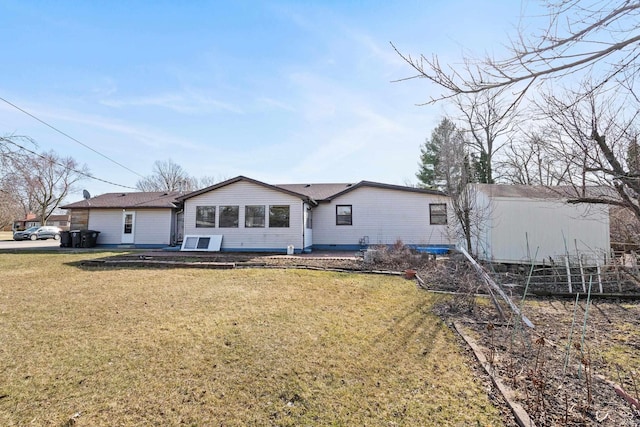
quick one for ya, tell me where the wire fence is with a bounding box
[488,250,640,295]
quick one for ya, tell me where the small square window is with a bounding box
[336,205,352,226]
[245,205,265,228]
[429,203,447,225]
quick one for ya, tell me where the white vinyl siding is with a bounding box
[313,187,453,246]
[87,210,122,244]
[135,210,173,245]
[183,181,304,250]
[88,209,172,245]
[472,191,610,265]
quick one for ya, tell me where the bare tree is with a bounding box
[498,131,575,185]
[136,159,197,192]
[538,84,640,220]
[1,135,34,174]
[397,0,640,235]
[441,132,475,252]
[610,205,640,248]
[393,0,640,103]
[454,89,517,183]
[136,160,227,192]
[10,151,88,224]
[0,189,22,229]
[195,175,227,189]
[1,136,89,226]
[1,135,38,224]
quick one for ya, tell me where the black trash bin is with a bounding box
[59,230,71,248]
[80,230,100,248]
[70,230,82,248]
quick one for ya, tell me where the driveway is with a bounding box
[0,238,61,250]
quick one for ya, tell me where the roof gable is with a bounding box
[275,183,356,200]
[177,176,313,203]
[322,181,447,200]
[277,181,446,201]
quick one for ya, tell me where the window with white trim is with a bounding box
[196,206,215,228]
[219,206,239,228]
[245,205,265,228]
[269,205,290,228]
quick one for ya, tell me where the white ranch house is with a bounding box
[63,176,453,252]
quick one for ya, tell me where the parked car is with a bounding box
[13,226,62,241]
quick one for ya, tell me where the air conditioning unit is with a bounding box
[180,235,223,251]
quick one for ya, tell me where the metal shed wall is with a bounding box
[474,193,610,265]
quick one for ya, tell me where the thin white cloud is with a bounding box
[255,97,295,112]
[90,77,118,97]
[291,104,409,176]
[0,99,203,152]
[100,91,243,114]
[343,27,405,69]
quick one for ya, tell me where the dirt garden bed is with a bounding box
[82,246,640,426]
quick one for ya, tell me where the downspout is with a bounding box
[172,209,182,246]
[303,198,317,253]
[301,200,305,253]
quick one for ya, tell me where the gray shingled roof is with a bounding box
[63,176,448,210]
[61,191,181,209]
[474,184,615,200]
[275,183,357,200]
[277,181,446,201]
[176,176,314,202]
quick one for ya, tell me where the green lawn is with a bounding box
[0,252,504,426]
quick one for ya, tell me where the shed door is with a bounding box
[122,211,135,244]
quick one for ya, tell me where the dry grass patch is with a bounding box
[0,253,504,426]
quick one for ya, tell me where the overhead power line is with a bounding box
[0,95,146,179]
[1,137,138,190]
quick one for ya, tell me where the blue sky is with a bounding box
[1,0,537,198]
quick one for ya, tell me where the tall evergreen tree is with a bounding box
[473,151,493,184]
[416,118,458,190]
[627,137,640,178]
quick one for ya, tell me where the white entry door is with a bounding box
[122,211,135,244]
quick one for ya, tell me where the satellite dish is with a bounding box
[83,189,91,200]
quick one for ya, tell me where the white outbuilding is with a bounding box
[467,184,610,265]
